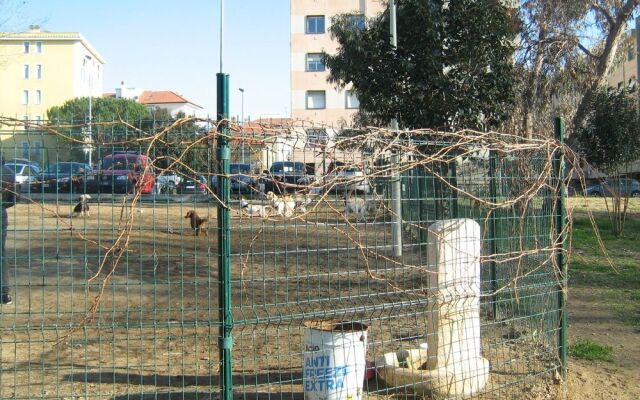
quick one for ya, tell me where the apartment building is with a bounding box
[290,0,385,128]
[606,27,639,92]
[602,22,640,179]
[0,26,104,160]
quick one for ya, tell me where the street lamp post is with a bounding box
[239,88,244,125]
[239,88,245,162]
[85,55,93,166]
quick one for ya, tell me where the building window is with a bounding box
[34,141,42,158]
[23,42,30,53]
[23,115,29,122]
[347,15,366,30]
[306,91,326,109]
[346,90,360,109]
[306,15,325,34]
[35,115,42,123]
[36,41,43,53]
[306,53,325,72]
[23,64,29,79]
[22,90,29,105]
[305,128,328,146]
[36,64,42,79]
[35,90,42,105]
[21,142,29,159]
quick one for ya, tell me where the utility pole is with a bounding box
[390,0,403,257]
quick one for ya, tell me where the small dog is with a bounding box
[294,195,315,214]
[72,194,92,217]
[184,210,209,236]
[240,198,271,218]
[345,192,370,222]
[265,191,296,218]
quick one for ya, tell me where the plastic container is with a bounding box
[303,320,369,400]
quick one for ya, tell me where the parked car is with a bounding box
[177,175,208,195]
[209,164,254,195]
[567,181,582,196]
[584,178,640,197]
[156,173,182,194]
[230,163,253,193]
[31,162,93,193]
[325,162,371,194]
[256,161,313,194]
[5,158,41,170]
[4,162,40,192]
[92,151,156,194]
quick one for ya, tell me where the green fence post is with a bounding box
[450,158,459,219]
[488,147,498,320]
[216,72,233,400]
[554,117,567,378]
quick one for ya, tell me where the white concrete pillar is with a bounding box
[375,218,489,397]
[425,218,489,396]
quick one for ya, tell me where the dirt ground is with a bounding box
[0,198,622,399]
[564,289,640,400]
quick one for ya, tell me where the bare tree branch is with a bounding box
[590,2,616,30]
[577,42,597,59]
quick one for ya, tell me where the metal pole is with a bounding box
[554,117,567,379]
[239,88,244,125]
[88,94,92,166]
[488,148,498,319]
[217,72,232,400]
[219,0,224,73]
[85,54,93,167]
[389,0,402,257]
[217,2,233,399]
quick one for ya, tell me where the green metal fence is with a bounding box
[0,117,566,399]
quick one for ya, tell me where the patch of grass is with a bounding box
[569,339,614,362]
[569,215,640,326]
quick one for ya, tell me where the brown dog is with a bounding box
[184,210,208,236]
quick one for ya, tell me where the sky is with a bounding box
[13,0,291,120]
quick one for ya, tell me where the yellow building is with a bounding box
[0,26,104,163]
[290,0,385,127]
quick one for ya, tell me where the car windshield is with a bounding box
[102,158,140,170]
[45,164,71,174]
[230,164,250,174]
[4,164,23,174]
[271,163,305,173]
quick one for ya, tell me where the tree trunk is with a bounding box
[522,30,546,138]
[571,0,639,135]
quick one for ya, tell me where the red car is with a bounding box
[93,151,156,194]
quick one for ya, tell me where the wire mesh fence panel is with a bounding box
[0,117,568,399]
[1,118,221,399]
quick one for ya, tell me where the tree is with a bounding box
[148,110,211,178]
[324,0,517,131]
[47,97,151,124]
[47,97,152,163]
[513,0,639,137]
[576,87,640,235]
